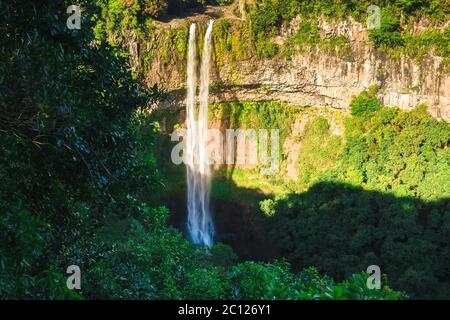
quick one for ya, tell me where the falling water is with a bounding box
[185,21,214,247]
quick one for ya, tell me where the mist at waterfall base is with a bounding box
[185,21,215,247]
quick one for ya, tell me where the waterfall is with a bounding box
[185,21,214,247]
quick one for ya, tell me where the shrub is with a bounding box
[350,91,382,116]
[368,9,404,48]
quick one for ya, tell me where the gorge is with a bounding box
[140,2,450,299]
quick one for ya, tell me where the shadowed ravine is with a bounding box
[164,175,450,299]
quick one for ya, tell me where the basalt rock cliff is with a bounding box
[123,5,450,121]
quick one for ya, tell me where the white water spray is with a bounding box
[185,21,214,247]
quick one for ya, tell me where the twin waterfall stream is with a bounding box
[185,21,215,247]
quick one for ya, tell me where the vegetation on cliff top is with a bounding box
[247,0,450,61]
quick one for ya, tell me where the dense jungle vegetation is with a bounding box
[1,0,449,300]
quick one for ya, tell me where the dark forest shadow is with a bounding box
[157,5,205,23]
[268,181,450,299]
[158,144,450,299]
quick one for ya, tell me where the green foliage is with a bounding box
[269,104,450,299]
[246,0,449,61]
[94,0,159,40]
[253,0,449,23]
[208,0,233,5]
[350,90,382,116]
[183,267,229,299]
[283,20,319,56]
[210,100,293,143]
[368,9,404,48]
[231,262,404,299]
[209,243,239,268]
[247,0,301,58]
[164,98,448,299]
[142,0,169,18]
[296,116,343,187]
[260,199,276,217]
[93,0,206,41]
[231,261,298,299]
[167,0,205,14]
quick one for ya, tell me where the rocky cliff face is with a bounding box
[130,10,450,121]
[209,43,450,121]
